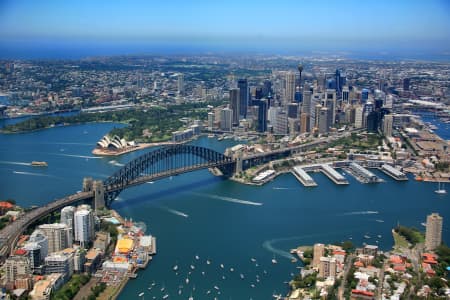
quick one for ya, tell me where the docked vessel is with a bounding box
[31,161,48,167]
[435,182,447,194]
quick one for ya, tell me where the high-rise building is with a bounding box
[256,99,268,133]
[287,103,299,119]
[300,112,310,133]
[220,107,232,131]
[238,79,249,118]
[207,112,215,131]
[382,114,393,137]
[301,90,312,114]
[39,224,72,254]
[285,72,296,104]
[312,243,325,268]
[324,89,337,125]
[319,257,336,278]
[403,78,410,91]
[361,88,369,103]
[354,106,364,128]
[274,111,288,135]
[23,242,42,272]
[177,73,184,95]
[229,88,240,126]
[4,256,31,283]
[318,107,330,134]
[425,213,443,250]
[342,87,349,103]
[74,207,94,248]
[60,206,75,230]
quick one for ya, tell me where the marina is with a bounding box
[379,164,408,181]
[291,166,317,187]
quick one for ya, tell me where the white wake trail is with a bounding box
[195,193,262,206]
[0,160,31,166]
[13,171,53,177]
[340,211,379,216]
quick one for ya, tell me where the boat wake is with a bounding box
[375,219,385,223]
[262,239,295,260]
[108,160,125,167]
[159,206,189,218]
[194,193,262,206]
[272,187,295,190]
[13,171,53,177]
[0,160,31,166]
[340,211,379,216]
[53,153,101,159]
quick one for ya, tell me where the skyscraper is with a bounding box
[238,79,249,118]
[229,88,240,126]
[285,72,296,104]
[312,243,325,268]
[318,107,330,134]
[425,213,443,251]
[382,114,393,137]
[256,99,268,133]
[74,207,94,248]
[220,107,232,131]
[177,73,184,95]
[207,112,215,131]
[300,112,310,133]
[319,257,336,278]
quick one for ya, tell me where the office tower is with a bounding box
[361,88,369,103]
[229,88,240,126]
[382,114,393,137]
[207,112,215,131]
[314,104,323,128]
[60,206,75,230]
[255,87,263,100]
[262,80,272,98]
[324,89,337,125]
[319,257,337,278]
[256,99,268,132]
[74,207,94,248]
[39,224,72,254]
[403,78,410,91]
[342,87,349,104]
[335,69,345,94]
[318,107,330,133]
[220,107,233,131]
[285,72,296,104]
[4,256,31,283]
[268,106,281,125]
[288,118,300,137]
[287,103,298,119]
[312,243,325,268]
[366,111,380,133]
[238,79,249,118]
[425,213,443,250]
[29,230,49,261]
[300,113,310,133]
[177,73,184,95]
[274,111,288,135]
[301,90,312,114]
[354,106,364,128]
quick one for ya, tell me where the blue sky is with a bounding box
[0,0,449,57]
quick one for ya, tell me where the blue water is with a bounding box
[0,123,448,299]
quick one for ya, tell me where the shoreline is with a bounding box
[92,142,175,156]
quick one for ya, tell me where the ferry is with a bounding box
[31,161,48,167]
[435,182,447,194]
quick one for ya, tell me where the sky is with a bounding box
[0,0,449,58]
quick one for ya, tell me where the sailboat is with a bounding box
[435,181,447,194]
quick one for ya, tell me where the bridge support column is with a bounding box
[82,177,93,192]
[234,151,243,174]
[93,180,105,211]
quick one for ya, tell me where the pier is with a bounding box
[320,164,349,185]
[292,166,317,187]
[347,162,380,183]
[380,164,408,181]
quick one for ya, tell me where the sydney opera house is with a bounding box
[96,135,135,150]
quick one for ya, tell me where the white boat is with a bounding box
[185,278,189,284]
[435,182,447,194]
[173,265,178,271]
[138,292,145,297]
[220,264,224,269]
[377,235,382,238]
[364,235,371,239]
[178,289,182,295]
[251,284,255,288]
[188,296,193,300]
[230,268,234,272]
[190,264,195,270]
[206,259,211,265]
[222,275,226,280]
[201,271,205,276]
[240,273,245,279]
[271,258,277,264]
[206,290,211,295]
[162,295,169,299]
[214,286,220,290]
[195,255,200,260]
[251,258,257,262]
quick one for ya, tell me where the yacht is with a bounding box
[271,255,278,264]
[220,264,224,269]
[173,264,178,272]
[435,182,447,194]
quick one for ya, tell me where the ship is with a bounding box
[31,161,48,167]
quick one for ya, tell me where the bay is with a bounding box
[0,123,448,299]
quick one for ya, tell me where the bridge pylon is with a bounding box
[83,177,105,211]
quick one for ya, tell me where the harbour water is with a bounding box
[0,122,448,299]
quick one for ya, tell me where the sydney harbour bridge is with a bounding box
[0,139,329,257]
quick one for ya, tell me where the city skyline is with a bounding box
[0,0,450,59]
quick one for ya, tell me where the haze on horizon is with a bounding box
[0,0,449,59]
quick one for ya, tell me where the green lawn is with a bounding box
[392,230,409,249]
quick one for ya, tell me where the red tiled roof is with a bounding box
[352,289,374,297]
[0,201,14,208]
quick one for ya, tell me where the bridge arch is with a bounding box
[103,144,235,205]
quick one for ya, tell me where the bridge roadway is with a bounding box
[0,191,93,257]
